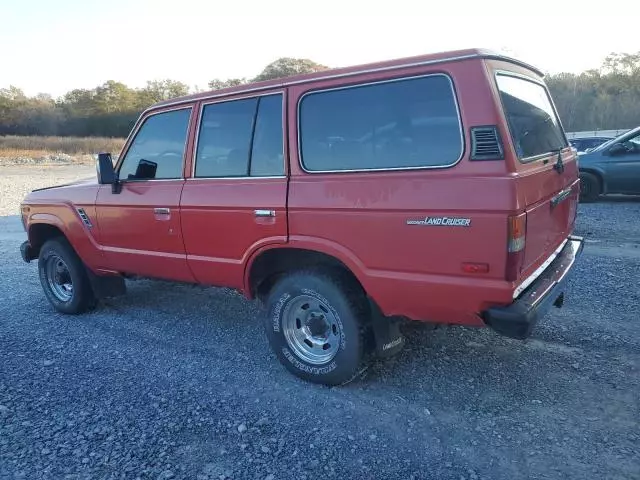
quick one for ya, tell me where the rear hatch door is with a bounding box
[495,72,579,275]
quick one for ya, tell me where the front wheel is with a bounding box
[38,238,96,314]
[263,270,371,386]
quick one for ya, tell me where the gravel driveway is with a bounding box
[0,166,638,480]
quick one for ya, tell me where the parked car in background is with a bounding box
[569,136,614,154]
[578,126,640,201]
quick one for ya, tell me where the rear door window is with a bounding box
[195,98,258,177]
[299,75,463,172]
[496,74,567,161]
[194,94,284,177]
[250,94,285,176]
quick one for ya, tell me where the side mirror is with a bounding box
[97,152,121,193]
[607,143,627,156]
[97,152,116,184]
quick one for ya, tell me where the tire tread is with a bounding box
[264,267,372,386]
[38,237,95,314]
[579,172,601,202]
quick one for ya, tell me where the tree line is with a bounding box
[544,52,640,132]
[1,53,638,138]
[0,58,328,138]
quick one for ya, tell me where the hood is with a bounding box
[31,176,97,193]
[577,150,598,163]
[589,125,640,153]
[23,175,99,207]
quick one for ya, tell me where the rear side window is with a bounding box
[195,98,257,177]
[496,74,567,161]
[195,94,284,178]
[119,108,191,180]
[299,75,463,172]
[250,95,284,176]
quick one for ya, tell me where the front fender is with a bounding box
[26,205,105,271]
[29,212,66,232]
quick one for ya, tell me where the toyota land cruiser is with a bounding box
[20,48,584,385]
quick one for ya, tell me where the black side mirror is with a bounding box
[97,152,116,184]
[608,143,628,156]
[97,152,121,193]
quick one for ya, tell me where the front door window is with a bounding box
[118,108,192,180]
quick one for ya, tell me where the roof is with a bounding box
[150,48,543,111]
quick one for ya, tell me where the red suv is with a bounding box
[20,48,584,385]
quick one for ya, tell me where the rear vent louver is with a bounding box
[470,126,504,160]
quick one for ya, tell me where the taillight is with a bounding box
[506,213,526,281]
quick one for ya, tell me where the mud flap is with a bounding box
[86,269,127,299]
[369,301,405,358]
[553,293,564,308]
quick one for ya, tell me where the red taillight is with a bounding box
[506,213,526,281]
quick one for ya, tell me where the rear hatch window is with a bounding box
[496,72,578,281]
[496,73,567,161]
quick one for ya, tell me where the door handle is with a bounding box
[154,207,171,215]
[254,209,276,217]
[550,189,571,208]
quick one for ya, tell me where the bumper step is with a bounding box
[483,236,584,340]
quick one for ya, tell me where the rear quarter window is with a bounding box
[298,74,463,172]
[496,73,567,162]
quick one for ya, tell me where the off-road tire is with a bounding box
[579,172,601,202]
[38,238,96,314]
[263,269,371,386]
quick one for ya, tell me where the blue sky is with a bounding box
[2,0,636,97]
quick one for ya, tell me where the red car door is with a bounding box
[95,106,196,282]
[180,93,288,289]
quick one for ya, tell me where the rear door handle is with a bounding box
[154,207,171,215]
[254,209,276,217]
[551,189,572,208]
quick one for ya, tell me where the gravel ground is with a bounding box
[0,166,639,480]
[574,196,640,246]
[0,165,96,216]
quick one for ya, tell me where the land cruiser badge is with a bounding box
[406,216,471,227]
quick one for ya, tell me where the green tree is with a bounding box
[138,79,190,106]
[207,78,247,90]
[205,58,328,92]
[60,88,96,117]
[93,81,137,114]
[546,51,640,131]
[252,57,328,82]
[0,86,27,133]
[0,86,27,101]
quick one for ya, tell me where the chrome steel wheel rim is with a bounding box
[45,254,73,302]
[282,294,341,365]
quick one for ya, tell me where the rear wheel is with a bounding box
[263,269,371,386]
[38,238,95,314]
[579,172,601,202]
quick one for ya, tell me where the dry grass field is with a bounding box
[0,135,125,165]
